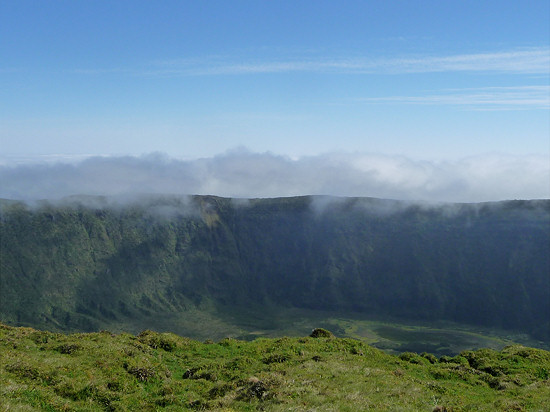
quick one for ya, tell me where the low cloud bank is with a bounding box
[0,150,548,203]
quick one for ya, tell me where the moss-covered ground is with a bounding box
[1,323,549,411]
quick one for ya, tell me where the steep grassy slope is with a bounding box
[1,323,549,411]
[1,195,549,342]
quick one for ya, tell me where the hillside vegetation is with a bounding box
[1,195,549,342]
[1,323,549,411]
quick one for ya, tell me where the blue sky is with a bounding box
[1,1,549,201]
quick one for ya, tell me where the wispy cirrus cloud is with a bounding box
[71,48,550,77]
[381,49,549,74]
[357,86,550,110]
[69,68,130,75]
[148,48,549,76]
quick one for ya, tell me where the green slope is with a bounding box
[1,323,549,411]
[1,195,549,343]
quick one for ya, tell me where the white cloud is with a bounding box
[148,48,549,76]
[382,49,550,74]
[72,48,550,77]
[357,86,550,110]
[0,150,548,203]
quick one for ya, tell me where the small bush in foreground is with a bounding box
[309,328,334,338]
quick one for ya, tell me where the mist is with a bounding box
[0,150,548,203]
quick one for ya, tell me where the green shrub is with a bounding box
[208,382,234,399]
[450,355,469,366]
[237,377,277,401]
[263,353,289,364]
[5,361,40,380]
[218,337,238,347]
[137,330,177,352]
[399,352,429,365]
[309,328,334,338]
[535,367,549,379]
[124,362,157,382]
[421,352,438,364]
[183,367,217,381]
[187,398,211,410]
[56,343,80,354]
[350,346,364,356]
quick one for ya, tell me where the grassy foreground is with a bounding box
[1,323,549,411]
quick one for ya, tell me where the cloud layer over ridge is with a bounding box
[0,150,548,203]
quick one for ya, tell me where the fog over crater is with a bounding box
[0,150,548,203]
